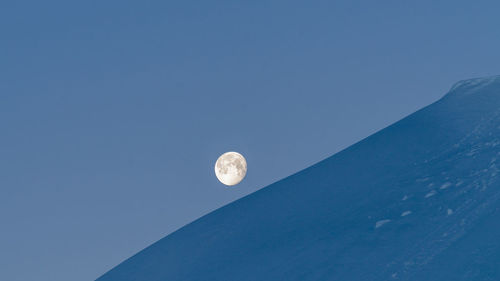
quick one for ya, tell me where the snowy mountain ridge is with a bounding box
[96,76,500,281]
[447,75,500,97]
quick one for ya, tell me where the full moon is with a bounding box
[215,151,247,186]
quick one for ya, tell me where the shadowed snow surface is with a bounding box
[97,76,500,281]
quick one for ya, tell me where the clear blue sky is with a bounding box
[1,1,499,281]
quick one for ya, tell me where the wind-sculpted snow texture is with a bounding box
[97,76,500,281]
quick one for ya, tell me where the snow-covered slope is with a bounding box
[96,76,500,281]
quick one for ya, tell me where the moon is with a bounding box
[215,151,247,186]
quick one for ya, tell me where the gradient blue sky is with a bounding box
[1,1,500,281]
